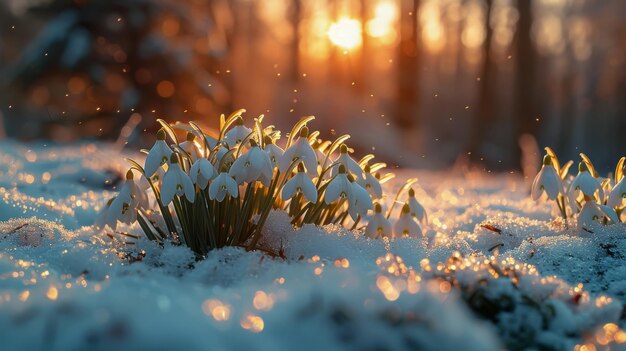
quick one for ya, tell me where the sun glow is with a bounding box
[327,18,362,50]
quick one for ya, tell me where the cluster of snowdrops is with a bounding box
[98,110,428,256]
[531,147,626,229]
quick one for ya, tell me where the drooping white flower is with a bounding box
[578,201,618,228]
[313,140,333,172]
[229,140,274,186]
[348,180,373,221]
[607,176,626,209]
[144,129,173,177]
[209,172,239,202]
[331,144,363,178]
[568,161,604,200]
[393,203,422,238]
[531,155,563,201]
[282,163,317,203]
[357,165,383,199]
[223,117,253,147]
[408,188,428,225]
[189,158,215,189]
[160,154,196,205]
[264,136,284,169]
[98,175,138,230]
[324,165,353,204]
[179,132,202,161]
[365,203,392,239]
[349,187,373,221]
[121,169,149,210]
[279,126,318,177]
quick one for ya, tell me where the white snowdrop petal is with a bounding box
[282,177,298,201]
[301,176,318,204]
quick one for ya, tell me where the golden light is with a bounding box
[327,18,362,50]
[46,286,58,301]
[374,1,397,21]
[240,313,264,333]
[202,299,231,321]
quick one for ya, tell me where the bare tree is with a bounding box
[395,0,420,130]
[513,0,538,167]
[468,0,494,163]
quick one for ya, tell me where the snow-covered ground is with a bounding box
[1,140,626,350]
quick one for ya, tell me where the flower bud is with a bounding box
[126,169,134,180]
[542,154,552,166]
[186,132,195,142]
[156,128,166,141]
[299,126,309,138]
[170,153,179,164]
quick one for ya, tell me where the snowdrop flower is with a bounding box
[348,180,373,221]
[324,165,353,204]
[264,136,284,169]
[121,169,149,210]
[531,155,563,201]
[607,166,626,209]
[179,132,202,161]
[99,174,139,230]
[365,203,392,239]
[224,117,253,147]
[394,203,422,238]
[332,144,363,178]
[189,158,215,189]
[313,140,332,171]
[357,165,383,199]
[282,163,317,203]
[568,161,603,200]
[160,154,195,205]
[280,126,318,177]
[578,201,618,227]
[209,172,238,202]
[229,140,274,186]
[144,129,173,177]
[408,188,428,225]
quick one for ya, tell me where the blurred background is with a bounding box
[0,0,624,172]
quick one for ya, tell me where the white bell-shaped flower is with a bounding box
[120,169,149,210]
[280,126,318,177]
[179,132,202,161]
[357,165,383,199]
[607,173,626,209]
[282,163,317,203]
[568,161,604,201]
[408,188,428,225]
[264,136,284,169]
[393,203,422,238]
[229,140,274,186]
[223,117,253,147]
[331,144,363,178]
[578,201,618,227]
[144,129,173,177]
[348,180,373,221]
[190,158,215,190]
[324,165,353,204]
[365,203,392,239]
[209,172,239,202]
[98,184,135,230]
[313,140,333,172]
[160,154,196,205]
[531,155,563,201]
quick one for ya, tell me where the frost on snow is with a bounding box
[1,141,626,350]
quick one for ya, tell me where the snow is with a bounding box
[1,140,626,350]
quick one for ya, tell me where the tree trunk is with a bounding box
[467,0,494,164]
[289,0,301,83]
[513,0,537,168]
[395,0,420,130]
